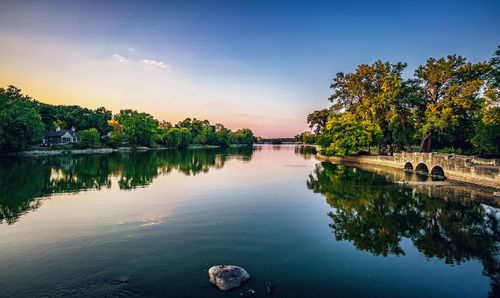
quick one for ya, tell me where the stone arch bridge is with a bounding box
[325,152,500,188]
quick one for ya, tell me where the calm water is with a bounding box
[0,145,498,297]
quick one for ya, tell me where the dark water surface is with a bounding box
[0,145,498,297]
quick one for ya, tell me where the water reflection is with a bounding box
[0,147,253,225]
[307,162,500,296]
[294,145,317,159]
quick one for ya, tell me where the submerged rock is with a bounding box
[208,265,251,291]
[265,282,273,294]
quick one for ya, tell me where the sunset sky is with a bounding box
[1,0,499,137]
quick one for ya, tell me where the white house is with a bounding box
[43,127,79,144]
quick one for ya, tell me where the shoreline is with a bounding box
[0,144,251,158]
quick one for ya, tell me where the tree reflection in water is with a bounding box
[294,145,317,160]
[0,146,253,225]
[307,162,499,297]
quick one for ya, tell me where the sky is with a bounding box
[0,0,499,137]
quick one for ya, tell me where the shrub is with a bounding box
[78,128,101,148]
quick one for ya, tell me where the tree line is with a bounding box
[303,46,500,157]
[0,86,254,152]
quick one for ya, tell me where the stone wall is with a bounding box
[317,153,500,188]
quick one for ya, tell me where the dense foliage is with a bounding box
[308,46,500,157]
[162,128,192,148]
[115,109,159,147]
[38,103,112,137]
[77,128,101,149]
[0,86,254,152]
[0,86,44,151]
[318,113,381,156]
[295,131,317,144]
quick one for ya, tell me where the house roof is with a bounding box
[44,130,77,138]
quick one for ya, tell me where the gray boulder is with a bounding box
[208,265,251,291]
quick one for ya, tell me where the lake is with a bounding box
[0,145,498,297]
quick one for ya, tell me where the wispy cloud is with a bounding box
[128,47,135,52]
[139,59,171,70]
[113,54,129,63]
[112,54,171,71]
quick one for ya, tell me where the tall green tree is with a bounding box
[77,128,101,149]
[164,127,192,148]
[307,109,330,134]
[176,118,210,141]
[115,109,159,147]
[328,60,416,147]
[0,86,44,151]
[212,124,232,147]
[232,128,254,145]
[318,112,382,156]
[415,55,490,151]
[472,46,500,156]
[194,125,216,145]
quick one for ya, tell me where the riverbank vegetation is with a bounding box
[304,46,500,157]
[0,86,254,152]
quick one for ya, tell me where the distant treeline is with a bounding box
[0,86,254,152]
[256,137,299,144]
[300,45,500,157]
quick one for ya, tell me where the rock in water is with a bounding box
[208,265,251,291]
[265,282,273,294]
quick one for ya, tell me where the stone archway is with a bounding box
[415,163,429,174]
[431,166,445,178]
[404,162,413,171]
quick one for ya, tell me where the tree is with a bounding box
[0,86,44,151]
[212,124,231,147]
[307,109,330,134]
[82,107,112,138]
[415,55,490,152]
[176,118,210,142]
[232,128,254,145]
[328,60,414,147]
[318,112,381,156]
[175,117,253,147]
[472,107,500,157]
[77,128,101,148]
[164,127,192,148]
[158,120,172,131]
[296,131,317,144]
[107,119,124,148]
[472,46,500,156]
[310,48,500,157]
[115,109,159,147]
[36,103,112,137]
[194,125,215,145]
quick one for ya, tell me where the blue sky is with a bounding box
[0,0,499,137]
